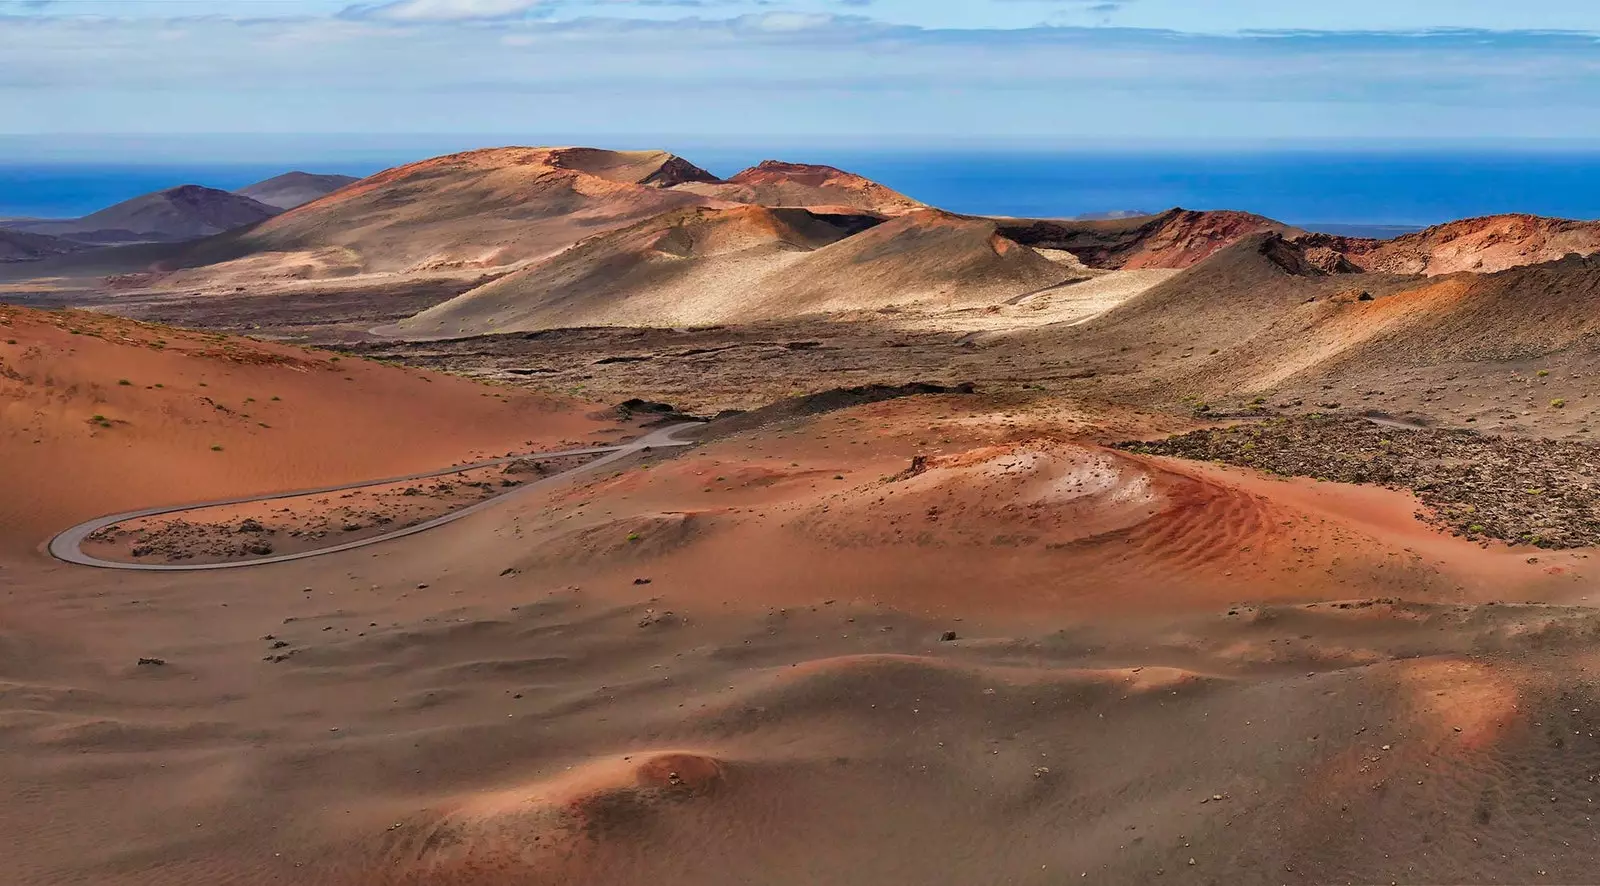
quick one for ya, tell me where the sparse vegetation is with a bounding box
[117,379,132,386]
[1122,415,1600,549]
[1552,398,1567,409]
[210,445,224,452]
[1538,369,1551,377]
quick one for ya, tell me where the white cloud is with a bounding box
[350,0,546,22]
[5,15,1600,144]
[739,12,840,32]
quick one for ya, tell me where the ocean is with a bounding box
[5,150,1600,231]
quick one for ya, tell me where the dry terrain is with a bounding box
[83,453,599,565]
[11,146,1600,885]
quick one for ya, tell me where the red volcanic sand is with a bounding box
[0,305,610,552]
[6,389,1600,886]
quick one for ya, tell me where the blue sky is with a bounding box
[7,0,1600,154]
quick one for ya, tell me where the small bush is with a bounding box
[1552,398,1567,409]
[117,379,132,386]
[210,445,224,452]
[1538,369,1551,378]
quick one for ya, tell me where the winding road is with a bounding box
[48,422,703,572]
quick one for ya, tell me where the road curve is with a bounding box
[48,422,702,572]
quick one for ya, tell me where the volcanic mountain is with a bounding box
[1022,234,1600,426]
[673,160,924,214]
[997,208,1299,269]
[1316,213,1600,275]
[999,209,1600,278]
[235,171,360,209]
[5,185,281,246]
[388,208,1078,336]
[164,147,725,277]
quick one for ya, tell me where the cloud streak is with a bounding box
[6,13,1600,144]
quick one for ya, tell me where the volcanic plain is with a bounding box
[7,147,1600,885]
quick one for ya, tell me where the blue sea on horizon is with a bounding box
[4,151,1600,230]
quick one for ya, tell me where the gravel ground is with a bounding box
[1119,415,1600,549]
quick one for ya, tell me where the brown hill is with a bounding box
[7,185,280,245]
[672,160,924,215]
[997,210,1600,279]
[164,147,725,277]
[1320,213,1600,275]
[388,208,1076,336]
[1030,240,1600,436]
[997,208,1297,269]
[1023,234,1416,381]
[390,205,874,335]
[1183,252,1600,399]
[0,305,607,551]
[0,228,88,262]
[235,171,360,210]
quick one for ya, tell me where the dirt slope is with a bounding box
[1036,234,1406,359]
[0,305,610,552]
[7,186,281,245]
[1183,253,1600,405]
[161,147,724,277]
[672,160,923,214]
[390,209,1076,336]
[236,171,360,210]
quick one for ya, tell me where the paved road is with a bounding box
[48,423,702,572]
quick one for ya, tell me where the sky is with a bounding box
[7,0,1600,156]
